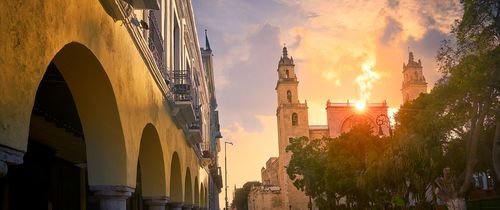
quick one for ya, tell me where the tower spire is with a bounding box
[205,29,211,50]
[283,43,288,58]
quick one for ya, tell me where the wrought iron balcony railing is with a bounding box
[148,10,168,83]
[201,142,213,158]
[172,70,193,101]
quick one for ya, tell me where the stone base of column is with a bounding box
[169,202,184,210]
[91,185,134,210]
[0,145,24,177]
[144,196,169,210]
[182,204,193,210]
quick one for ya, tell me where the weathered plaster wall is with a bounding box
[0,0,207,205]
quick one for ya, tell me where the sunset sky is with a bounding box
[192,0,462,207]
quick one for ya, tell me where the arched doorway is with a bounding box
[200,183,205,208]
[0,42,127,210]
[194,177,199,206]
[170,152,183,203]
[184,168,193,205]
[129,124,167,210]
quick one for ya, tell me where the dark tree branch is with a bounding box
[492,122,500,181]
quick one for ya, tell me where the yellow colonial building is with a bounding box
[0,0,222,210]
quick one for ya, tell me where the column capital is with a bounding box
[144,196,169,206]
[0,145,24,177]
[168,202,184,208]
[182,204,193,210]
[90,185,134,199]
[91,185,134,210]
[0,145,24,164]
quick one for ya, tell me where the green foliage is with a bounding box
[285,1,500,208]
[287,123,389,209]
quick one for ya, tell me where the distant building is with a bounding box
[402,52,428,103]
[249,46,398,210]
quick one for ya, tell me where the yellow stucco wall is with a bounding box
[0,0,208,205]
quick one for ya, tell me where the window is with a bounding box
[292,113,298,126]
[286,90,292,103]
[286,70,290,78]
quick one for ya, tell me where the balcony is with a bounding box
[124,0,160,10]
[171,70,197,126]
[211,167,223,191]
[148,10,168,83]
[201,142,213,159]
[188,110,202,145]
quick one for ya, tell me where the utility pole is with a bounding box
[224,141,233,210]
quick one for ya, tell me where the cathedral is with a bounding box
[247,46,428,210]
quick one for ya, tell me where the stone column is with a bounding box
[0,145,24,177]
[182,204,193,210]
[168,202,184,210]
[144,196,169,210]
[91,185,134,210]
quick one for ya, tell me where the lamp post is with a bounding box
[376,114,392,137]
[224,141,233,210]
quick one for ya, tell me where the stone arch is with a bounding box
[50,42,128,186]
[340,115,376,134]
[200,182,205,207]
[204,186,208,208]
[170,152,183,202]
[194,176,200,205]
[184,168,193,204]
[286,90,292,103]
[138,123,167,197]
[292,113,298,126]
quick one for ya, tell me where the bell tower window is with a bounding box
[292,113,298,126]
[286,90,292,103]
[286,70,290,78]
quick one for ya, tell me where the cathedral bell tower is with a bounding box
[401,51,428,103]
[275,45,310,210]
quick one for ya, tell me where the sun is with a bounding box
[355,101,366,111]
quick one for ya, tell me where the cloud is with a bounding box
[387,0,400,9]
[380,16,403,44]
[192,1,463,208]
[405,29,452,85]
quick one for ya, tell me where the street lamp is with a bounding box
[376,114,392,137]
[224,141,233,210]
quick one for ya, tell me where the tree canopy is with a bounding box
[286,1,500,209]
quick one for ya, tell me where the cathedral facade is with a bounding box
[248,47,427,210]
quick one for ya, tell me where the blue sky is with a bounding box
[192,0,462,207]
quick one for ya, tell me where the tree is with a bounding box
[436,0,500,195]
[286,123,388,209]
[286,135,331,208]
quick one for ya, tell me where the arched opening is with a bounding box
[204,186,208,208]
[286,90,292,103]
[184,168,193,205]
[285,69,290,78]
[194,176,200,206]
[170,152,183,202]
[340,115,375,134]
[291,113,298,126]
[129,124,167,209]
[200,183,205,207]
[173,15,181,72]
[0,42,126,210]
